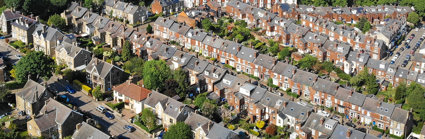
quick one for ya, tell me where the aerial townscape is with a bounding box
[0,0,425,138]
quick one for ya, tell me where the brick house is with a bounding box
[271,62,297,91]
[253,54,276,80]
[151,0,184,15]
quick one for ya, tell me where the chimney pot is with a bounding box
[346,130,352,138]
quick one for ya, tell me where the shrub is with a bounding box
[249,129,260,136]
[106,102,124,110]
[227,124,236,130]
[266,124,277,135]
[256,120,265,129]
[5,81,24,90]
[73,80,92,93]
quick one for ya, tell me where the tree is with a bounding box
[278,47,291,60]
[163,122,192,139]
[407,12,420,26]
[377,0,396,5]
[355,18,372,33]
[332,0,348,6]
[298,54,317,70]
[267,78,274,87]
[201,19,213,31]
[146,24,153,34]
[320,61,334,72]
[123,57,144,76]
[142,60,172,90]
[173,68,189,97]
[14,51,54,84]
[0,85,10,102]
[141,108,157,130]
[365,74,379,95]
[256,120,265,129]
[92,86,103,100]
[50,0,67,7]
[194,92,208,108]
[394,82,407,100]
[405,83,425,121]
[121,40,132,61]
[268,40,280,56]
[265,124,277,136]
[5,0,23,9]
[47,14,66,30]
[201,101,217,119]
[313,0,328,6]
[163,79,179,97]
[235,34,244,43]
[84,0,93,9]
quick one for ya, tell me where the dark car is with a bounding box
[124,125,135,132]
[65,85,76,94]
[105,111,114,120]
[356,128,367,133]
[400,47,405,51]
[346,122,356,128]
[406,45,410,49]
[402,60,408,67]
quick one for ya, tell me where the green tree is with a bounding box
[407,12,420,26]
[121,40,132,61]
[267,78,274,87]
[298,54,317,70]
[355,18,372,33]
[332,0,347,6]
[268,39,280,56]
[365,74,379,95]
[47,14,66,30]
[14,51,54,84]
[142,60,172,90]
[400,0,425,18]
[173,68,189,97]
[235,34,244,43]
[5,0,23,9]
[405,83,425,121]
[377,0,396,5]
[141,108,157,130]
[0,85,10,102]
[84,0,93,9]
[147,24,153,34]
[163,122,192,139]
[313,0,329,6]
[123,57,144,76]
[194,92,208,108]
[50,0,67,7]
[394,82,407,100]
[201,101,217,119]
[278,47,291,60]
[201,19,213,31]
[320,61,334,72]
[92,86,103,100]
[355,0,375,6]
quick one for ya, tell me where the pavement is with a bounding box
[47,75,152,139]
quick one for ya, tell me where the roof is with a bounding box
[85,58,120,78]
[203,64,227,80]
[348,92,366,106]
[35,98,83,131]
[253,54,276,70]
[11,16,37,30]
[113,81,152,101]
[92,16,110,29]
[312,78,339,96]
[214,74,246,91]
[292,70,318,87]
[144,91,169,108]
[169,22,190,36]
[71,6,88,18]
[33,24,64,42]
[335,87,352,101]
[366,59,388,71]
[55,41,89,58]
[282,101,312,122]
[16,79,47,104]
[82,12,99,24]
[155,17,175,29]
[236,47,257,62]
[71,122,110,139]
[2,10,21,21]
[155,44,177,59]
[304,32,327,45]
[163,98,192,119]
[376,101,395,117]
[303,113,338,135]
[250,87,267,102]
[259,92,287,110]
[347,51,369,65]
[390,107,409,124]
[330,124,366,139]
[186,29,207,42]
[272,62,297,78]
[362,97,379,112]
[223,40,241,55]
[206,123,239,139]
[184,113,212,130]
[157,0,181,7]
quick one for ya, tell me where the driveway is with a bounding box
[47,75,151,139]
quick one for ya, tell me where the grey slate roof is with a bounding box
[33,24,64,42]
[259,91,287,110]
[215,74,246,91]
[145,38,163,51]
[203,64,227,81]
[323,40,351,56]
[376,101,395,117]
[85,58,121,78]
[163,98,193,120]
[186,29,207,42]
[253,54,276,70]
[92,16,110,29]
[206,123,239,139]
[16,79,47,104]
[236,47,257,62]
[2,10,21,21]
[37,98,83,131]
[155,17,175,29]
[366,59,388,71]
[347,51,369,65]
[155,44,177,59]
[71,6,88,18]
[304,32,327,45]
[188,58,209,73]
[169,22,190,36]
[144,91,169,108]
[71,122,110,139]
[282,101,312,122]
[184,113,212,130]
[395,68,408,79]
[312,78,339,96]
[56,41,90,58]
[171,50,194,67]
[407,71,419,81]
[362,97,379,113]
[292,70,318,87]
[223,40,241,55]
[272,62,297,78]
[250,87,266,102]
[11,16,37,30]
[391,107,409,124]
[82,12,99,24]
[330,124,366,139]
[348,92,366,106]
[303,113,338,136]
[335,87,352,101]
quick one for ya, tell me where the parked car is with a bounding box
[65,85,76,94]
[96,106,106,113]
[406,55,411,61]
[411,50,415,55]
[346,122,356,128]
[390,60,395,64]
[124,125,135,132]
[357,128,367,133]
[400,47,405,51]
[402,60,408,67]
[406,45,410,49]
[105,111,114,119]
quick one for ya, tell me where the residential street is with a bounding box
[47,75,152,139]
[0,39,23,65]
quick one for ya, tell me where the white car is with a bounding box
[96,106,106,113]
[317,110,330,117]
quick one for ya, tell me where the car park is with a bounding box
[96,106,106,113]
[124,125,135,132]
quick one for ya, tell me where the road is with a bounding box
[0,39,23,65]
[47,76,151,139]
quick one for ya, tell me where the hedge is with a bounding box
[134,121,162,133]
[73,80,92,93]
[5,81,24,90]
[249,129,260,136]
[106,102,124,110]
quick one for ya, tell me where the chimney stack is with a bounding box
[346,130,352,138]
[76,123,83,131]
[320,118,325,125]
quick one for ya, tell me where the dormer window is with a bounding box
[205,71,209,75]
[213,73,218,78]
